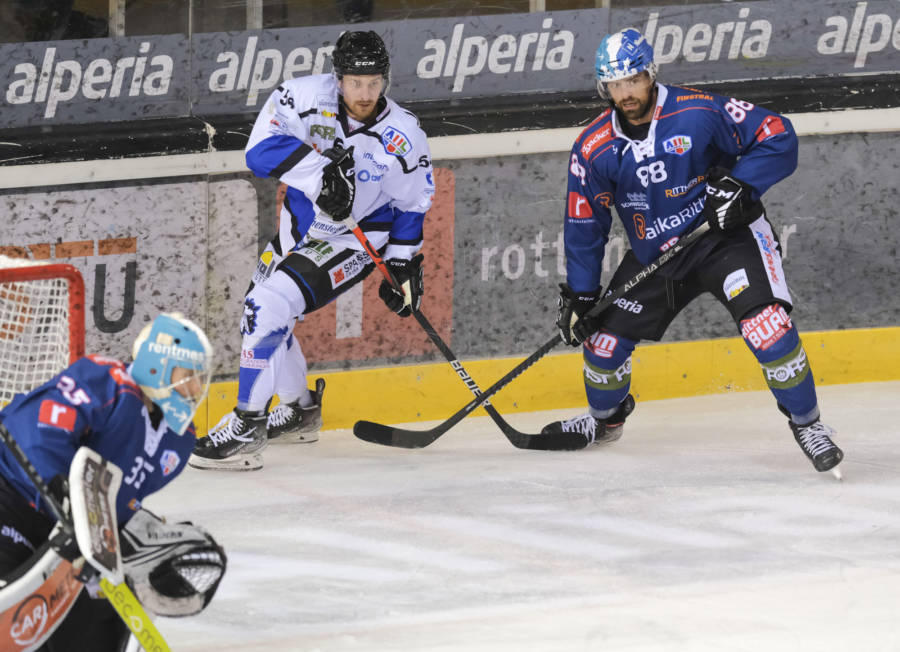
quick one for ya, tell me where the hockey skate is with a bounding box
[541,394,635,445]
[189,408,267,471]
[267,378,326,444]
[789,417,843,475]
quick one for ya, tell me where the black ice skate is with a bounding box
[541,394,636,445]
[778,403,843,477]
[789,417,843,475]
[189,408,267,471]
[267,378,326,444]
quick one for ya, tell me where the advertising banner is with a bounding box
[2,1,898,129]
[0,35,189,129]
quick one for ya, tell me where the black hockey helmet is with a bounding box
[332,31,390,79]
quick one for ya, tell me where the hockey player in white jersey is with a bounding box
[190,31,435,471]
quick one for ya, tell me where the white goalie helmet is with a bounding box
[130,313,214,435]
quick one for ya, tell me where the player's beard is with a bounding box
[344,98,377,123]
[616,88,656,123]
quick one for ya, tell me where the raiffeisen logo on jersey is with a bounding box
[382,126,410,156]
[663,135,692,155]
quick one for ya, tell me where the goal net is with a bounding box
[0,256,86,408]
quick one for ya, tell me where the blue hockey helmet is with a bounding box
[131,313,214,436]
[595,28,658,98]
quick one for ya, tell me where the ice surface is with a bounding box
[144,382,900,652]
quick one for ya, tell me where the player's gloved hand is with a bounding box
[703,166,762,233]
[379,254,424,317]
[316,145,355,221]
[557,283,601,346]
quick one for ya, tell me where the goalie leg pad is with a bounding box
[740,303,817,419]
[121,510,226,618]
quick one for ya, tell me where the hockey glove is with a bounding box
[702,166,762,233]
[120,509,226,617]
[379,254,424,318]
[556,283,601,346]
[316,145,355,221]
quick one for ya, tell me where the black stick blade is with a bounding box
[504,428,588,451]
[353,420,447,448]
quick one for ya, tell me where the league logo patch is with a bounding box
[159,449,180,476]
[663,135,692,155]
[382,126,411,157]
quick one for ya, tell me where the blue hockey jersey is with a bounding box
[0,356,196,525]
[565,83,798,292]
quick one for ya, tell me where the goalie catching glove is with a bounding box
[702,166,763,233]
[379,253,424,317]
[316,145,355,221]
[120,508,226,617]
[556,283,600,346]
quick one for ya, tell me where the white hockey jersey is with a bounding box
[245,74,435,262]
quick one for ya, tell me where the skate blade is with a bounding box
[188,452,263,471]
[268,432,319,444]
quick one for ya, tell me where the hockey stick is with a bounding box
[344,215,584,450]
[354,221,712,449]
[0,423,172,652]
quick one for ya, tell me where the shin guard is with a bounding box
[582,331,638,415]
[740,304,817,418]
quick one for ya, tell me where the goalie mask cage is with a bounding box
[0,256,86,408]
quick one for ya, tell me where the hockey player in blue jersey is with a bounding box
[189,30,435,471]
[544,28,842,475]
[0,313,226,650]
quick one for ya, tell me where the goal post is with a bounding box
[0,256,86,408]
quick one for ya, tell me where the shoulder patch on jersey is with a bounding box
[576,110,611,150]
[580,123,614,160]
[755,115,787,142]
[382,126,411,157]
[38,399,77,432]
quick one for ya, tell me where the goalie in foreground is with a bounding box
[0,313,226,651]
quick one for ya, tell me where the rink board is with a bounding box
[198,325,899,434]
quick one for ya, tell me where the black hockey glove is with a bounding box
[379,254,424,318]
[702,166,762,234]
[557,283,601,346]
[316,145,355,221]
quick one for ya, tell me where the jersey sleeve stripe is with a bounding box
[270,143,314,178]
[245,136,314,178]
